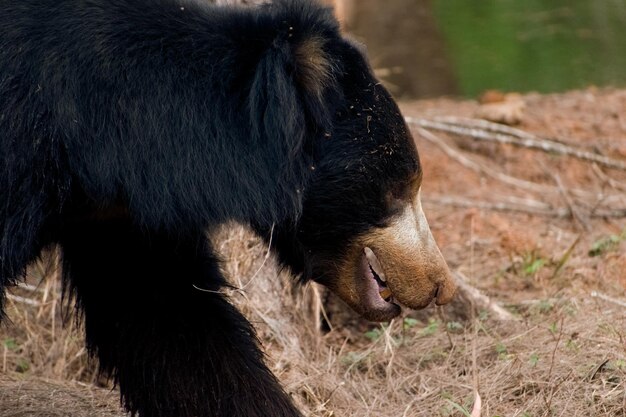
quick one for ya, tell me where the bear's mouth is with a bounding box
[364,247,391,301]
[357,247,401,321]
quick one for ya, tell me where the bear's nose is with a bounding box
[434,272,456,305]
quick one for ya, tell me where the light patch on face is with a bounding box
[413,189,431,236]
[361,185,455,309]
[327,184,457,321]
[390,187,435,252]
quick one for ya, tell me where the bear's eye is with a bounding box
[385,172,422,213]
[388,176,416,200]
[385,190,406,215]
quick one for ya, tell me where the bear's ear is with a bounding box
[247,37,315,220]
[293,35,333,99]
[248,33,335,144]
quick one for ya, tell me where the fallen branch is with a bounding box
[591,291,626,308]
[415,126,626,201]
[452,271,516,321]
[434,116,544,142]
[424,196,567,216]
[415,126,576,196]
[406,116,626,171]
[424,196,626,218]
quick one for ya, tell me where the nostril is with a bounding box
[433,283,440,299]
[434,275,456,305]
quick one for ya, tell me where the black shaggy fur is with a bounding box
[0,0,420,416]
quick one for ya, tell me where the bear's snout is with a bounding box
[327,189,456,321]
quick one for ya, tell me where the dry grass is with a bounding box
[2,89,626,416]
[0,375,121,417]
[213,225,626,417]
[1,223,624,417]
[2,252,95,383]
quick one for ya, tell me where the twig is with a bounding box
[435,116,541,140]
[424,196,626,218]
[436,307,455,349]
[424,196,566,216]
[591,291,626,308]
[470,312,482,417]
[415,126,562,195]
[414,124,620,203]
[470,391,482,417]
[544,316,565,412]
[406,117,626,171]
[311,283,333,333]
[551,235,582,280]
[453,271,516,321]
[6,293,40,307]
[588,359,611,382]
[552,172,591,231]
[505,299,563,308]
[239,223,275,290]
[591,163,626,192]
[16,283,42,293]
[193,224,275,296]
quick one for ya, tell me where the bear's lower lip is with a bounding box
[357,249,401,321]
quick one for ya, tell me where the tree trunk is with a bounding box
[342,0,458,99]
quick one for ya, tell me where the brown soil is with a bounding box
[1,88,625,416]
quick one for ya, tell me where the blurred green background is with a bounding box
[434,0,626,97]
[344,0,626,98]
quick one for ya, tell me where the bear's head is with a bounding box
[260,24,456,322]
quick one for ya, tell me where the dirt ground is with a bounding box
[1,88,625,416]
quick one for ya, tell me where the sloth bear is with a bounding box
[0,0,456,415]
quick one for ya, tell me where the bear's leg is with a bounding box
[60,218,301,417]
[0,191,53,318]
